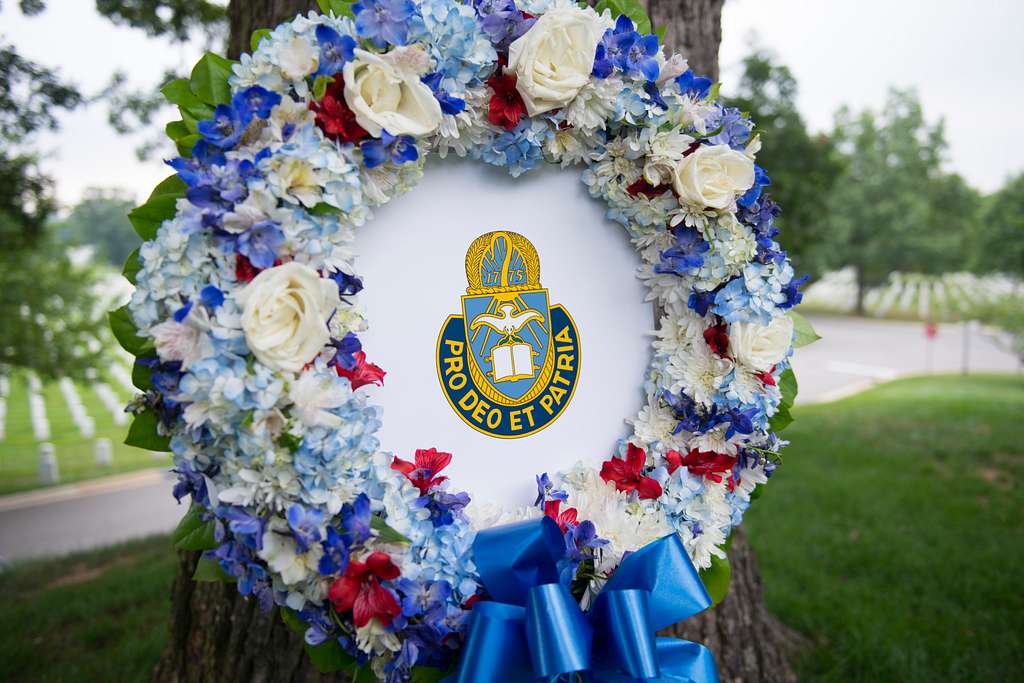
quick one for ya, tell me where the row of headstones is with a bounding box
[0,375,8,441]
[37,438,115,485]
[13,370,131,444]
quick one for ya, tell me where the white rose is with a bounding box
[729,315,794,372]
[672,144,755,210]
[236,262,341,373]
[507,6,605,116]
[342,49,442,137]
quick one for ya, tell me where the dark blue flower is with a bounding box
[688,289,716,316]
[233,86,281,121]
[237,221,284,268]
[315,24,356,77]
[565,520,608,562]
[198,104,246,149]
[780,274,809,309]
[341,493,372,545]
[395,578,452,618]
[220,505,265,548]
[352,0,415,48]
[319,525,350,575]
[593,15,660,81]
[534,472,568,507]
[676,68,713,99]
[655,226,710,275]
[286,503,324,553]
[422,72,466,116]
[328,332,362,371]
[738,165,771,208]
[199,284,224,309]
[328,270,363,298]
[425,490,470,527]
[361,130,419,168]
[473,0,534,49]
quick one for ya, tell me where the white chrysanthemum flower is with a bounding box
[689,425,742,456]
[258,517,324,585]
[666,342,733,407]
[563,76,624,131]
[638,264,690,308]
[644,129,694,186]
[288,371,352,427]
[560,465,673,573]
[356,618,402,656]
[629,396,679,447]
[466,502,541,530]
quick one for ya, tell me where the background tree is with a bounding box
[0,1,104,379]
[726,49,842,278]
[814,89,951,313]
[154,2,800,682]
[54,189,140,267]
[971,173,1024,278]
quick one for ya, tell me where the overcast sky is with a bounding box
[4,0,1023,207]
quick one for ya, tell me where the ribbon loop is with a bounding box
[525,583,593,677]
[593,588,660,679]
[472,517,564,605]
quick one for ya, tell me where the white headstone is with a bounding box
[94,438,113,466]
[38,443,59,485]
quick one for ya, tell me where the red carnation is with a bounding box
[235,254,260,283]
[703,324,730,357]
[600,443,663,499]
[544,499,579,532]
[328,551,401,627]
[310,78,368,144]
[756,366,777,386]
[626,177,670,199]
[486,72,528,131]
[666,449,737,484]
[336,351,386,389]
[392,447,452,495]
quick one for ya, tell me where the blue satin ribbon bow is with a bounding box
[451,517,719,683]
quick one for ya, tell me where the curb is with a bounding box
[0,467,171,513]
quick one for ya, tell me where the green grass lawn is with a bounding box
[746,373,1024,682]
[0,370,171,495]
[0,374,1019,681]
[0,535,174,682]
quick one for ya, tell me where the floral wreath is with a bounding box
[112,0,817,679]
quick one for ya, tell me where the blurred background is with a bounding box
[0,1,1021,681]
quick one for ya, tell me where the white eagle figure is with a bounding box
[469,303,543,382]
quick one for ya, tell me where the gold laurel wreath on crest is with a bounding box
[465,230,541,295]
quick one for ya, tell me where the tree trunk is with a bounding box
[645,0,724,81]
[157,2,803,681]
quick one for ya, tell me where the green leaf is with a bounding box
[371,516,411,544]
[128,194,179,240]
[350,666,377,683]
[777,368,798,408]
[789,310,821,347]
[277,433,303,452]
[125,408,172,452]
[304,639,356,673]
[131,360,154,392]
[176,134,202,158]
[655,25,667,41]
[122,247,142,286]
[324,0,356,18]
[699,554,731,606]
[280,607,308,635]
[594,0,652,35]
[193,557,233,582]
[707,82,722,101]
[172,502,218,551]
[161,78,206,109]
[189,52,236,106]
[309,202,342,215]
[148,174,187,202]
[108,305,153,357]
[749,483,765,501]
[165,120,190,142]
[313,75,334,101]
[768,402,793,433]
[316,0,332,11]
[250,28,272,52]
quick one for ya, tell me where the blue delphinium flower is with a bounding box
[353,0,416,47]
[361,130,419,168]
[328,270,364,299]
[593,15,659,81]
[315,24,356,77]
[738,165,771,208]
[688,288,716,316]
[319,525,351,575]
[655,226,711,274]
[676,68,713,99]
[424,490,470,527]
[707,106,754,150]
[341,493,372,545]
[237,220,284,268]
[534,472,568,506]
[472,0,533,49]
[233,86,281,120]
[286,503,324,552]
[328,332,362,371]
[198,284,224,309]
[198,104,246,149]
[395,578,452,618]
[565,520,607,562]
[421,72,466,115]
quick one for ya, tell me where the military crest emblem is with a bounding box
[436,230,581,438]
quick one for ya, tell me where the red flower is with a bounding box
[391,447,452,495]
[235,254,260,283]
[600,443,663,499]
[626,177,670,199]
[544,500,579,532]
[310,78,368,144]
[756,366,777,386]
[703,324,730,357]
[486,72,528,131]
[666,449,737,484]
[328,551,401,627]
[336,351,386,389]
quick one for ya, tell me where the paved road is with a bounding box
[0,314,1018,564]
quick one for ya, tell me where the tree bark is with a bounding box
[157,2,802,682]
[645,0,724,81]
